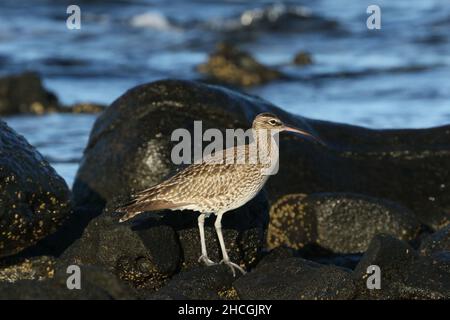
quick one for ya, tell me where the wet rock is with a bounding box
[293,51,313,66]
[0,265,136,299]
[233,257,356,300]
[148,264,235,300]
[353,234,418,299]
[0,256,55,283]
[419,225,450,256]
[197,43,283,87]
[0,72,59,115]
[59,213,181,290]
[0,120,71,258]
[72,79,450,231]
[267,193,421,253]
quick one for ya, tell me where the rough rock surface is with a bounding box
[197,43,283,87]
[73,79,450,230]
[267,193,421,253]
[233,257,356,300]
[0,256,55,283]
[353,234,418,299]
[401,252,450,299]
[59,213,181,290]
[58,205,266,291]
[354,234,450,299]
[178,226,263,270]
[149,265,236,300]
[0,120,71,258]
[0,265,136,299]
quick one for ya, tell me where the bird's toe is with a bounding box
[198,255,217,266]
[220,260,246,277]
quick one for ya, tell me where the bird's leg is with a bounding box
[197,213,216,266]
[214,213,246,276]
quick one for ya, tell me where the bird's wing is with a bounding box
[117,145,259,222]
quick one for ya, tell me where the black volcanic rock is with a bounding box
[267,193,421,253]
[0,120,71,258]
[72,79,450,231]
[148,264,235,300]
[353,234,418,299]
[293,51,313,65]
[197,43,283,87]
[401,252,450,299]
[59,213,181,290]
[0,265,136,300]
[0,256,55,283]
[0,72,59,115]
[233,257,356,300]
[354,233,450,299]
[178,226,263,271]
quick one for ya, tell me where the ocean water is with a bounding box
[1,0,449,186]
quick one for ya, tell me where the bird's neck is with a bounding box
[251,128,279,165]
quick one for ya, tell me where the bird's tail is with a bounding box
[116,199,144,222]
[117,198,181,222]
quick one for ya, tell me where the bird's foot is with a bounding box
[220,259,246,277]
[198,255,217,266]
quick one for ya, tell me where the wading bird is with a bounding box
[117,113,323,276]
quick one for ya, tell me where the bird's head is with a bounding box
[252,113,325,145]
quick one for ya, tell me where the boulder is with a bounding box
[293,51,313,66]
[0,72,59,115]
[149,264,236,300]
[197,43,283,87]
[353,234,418,299]
[233,257,356,300]
[58,206,265,290]
[400,252,450,299]
[0,120,71,258]
[59,213,181,290]
[256,246,297,268]
[72,79,450,231]
[0,265,136,299]
[267,193,421,253]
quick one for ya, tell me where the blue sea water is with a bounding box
[1,0,449,186]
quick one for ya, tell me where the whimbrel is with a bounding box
[117,113,323,276]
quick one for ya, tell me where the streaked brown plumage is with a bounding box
[117,113,323,275]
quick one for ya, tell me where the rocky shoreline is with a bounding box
[0,72,105,116]
[0,79,449,299]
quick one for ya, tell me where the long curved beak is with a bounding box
[282,125,326,146]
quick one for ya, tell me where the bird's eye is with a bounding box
[268,119,278,126]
